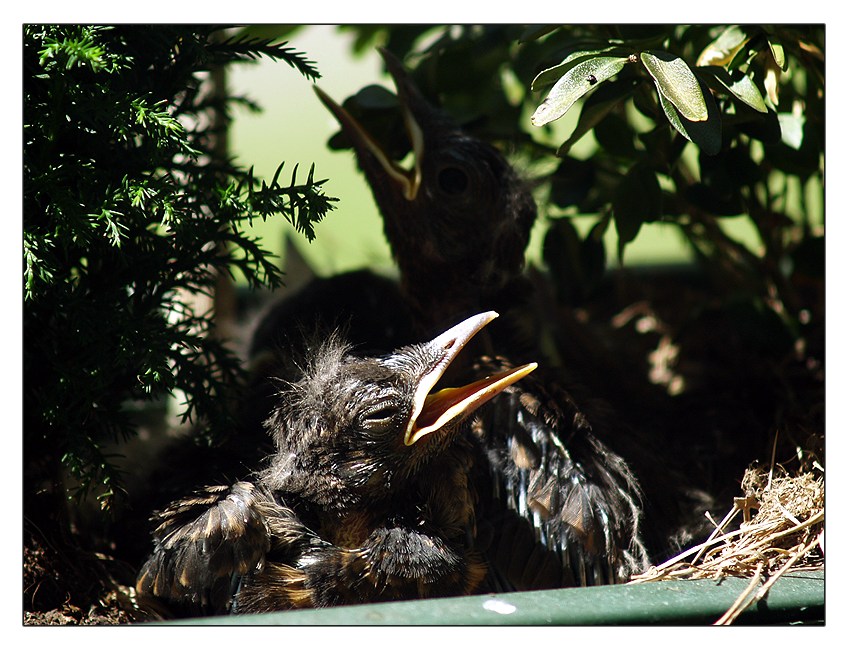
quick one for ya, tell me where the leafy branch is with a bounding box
[210,34,322,81]
[23,25,335,514]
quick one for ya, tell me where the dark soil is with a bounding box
[23,527,144,625]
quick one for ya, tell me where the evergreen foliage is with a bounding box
[23,25,336,512]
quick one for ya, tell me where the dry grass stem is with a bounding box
[629,464,824,624]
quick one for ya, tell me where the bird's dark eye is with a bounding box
[437,165,469,196]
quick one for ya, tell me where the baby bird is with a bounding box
[136,312,535,614]
[314,48,652,587]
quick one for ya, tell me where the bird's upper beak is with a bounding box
[314,47,426,202]
[404,311,537,446]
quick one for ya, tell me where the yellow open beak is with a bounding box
[401,311,537,446]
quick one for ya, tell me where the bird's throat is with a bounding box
[407,362,537,446]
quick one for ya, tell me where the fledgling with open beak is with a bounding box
[314,50,536,329]
[314,49,656,588]
[136,312,535,614]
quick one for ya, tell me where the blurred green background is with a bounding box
[228,26,392,279]
[227,25,708,284]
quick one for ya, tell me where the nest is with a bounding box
[630,462,824,625]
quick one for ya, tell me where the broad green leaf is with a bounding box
[548,156,595,208]
[519,25,560,43]
[732,105,782,144]
[556,77,635,155]
[768,35,787,71]
[593,113,638,158]
[531,47,625,91]
[696,25,750,67]
[544,215,608,302]
[641,51,707,122]
[778,112,806,150]
[531,56,629,127]
[656,78,722,155]
[700,65,767,113]
[581,217,608,286]
[613,163,662,259]
[656,83,691,136]
[764,61,780,106]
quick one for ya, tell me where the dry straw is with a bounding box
[629,457,824,625]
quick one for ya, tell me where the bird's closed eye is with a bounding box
[361,404,401,432]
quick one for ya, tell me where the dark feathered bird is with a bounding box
[116,270,415,574]
[136,312,536,614]
[314,53,535,333]
[312,49,701,586]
